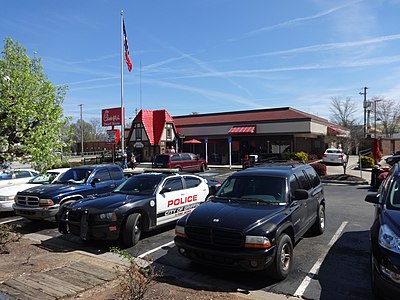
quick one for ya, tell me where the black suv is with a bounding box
[365,161,400,299]
[174,163,325,280]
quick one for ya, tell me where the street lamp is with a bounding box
[373,99,382,138]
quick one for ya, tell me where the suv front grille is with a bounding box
[16,195,39,206]
[185,226,243,247]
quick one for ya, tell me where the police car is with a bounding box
[58,172,213,247]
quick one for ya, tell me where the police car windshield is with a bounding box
[215,176,285,203]
[114,175,161,196]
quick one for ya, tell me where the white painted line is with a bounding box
[138,240,175,259]
[0,217,24,224]
[293,221,348,297]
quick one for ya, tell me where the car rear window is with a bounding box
[326,149,342,154]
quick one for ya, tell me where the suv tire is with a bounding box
[311,204,325,235]
[122,213,142,247]
[269,234,293,280]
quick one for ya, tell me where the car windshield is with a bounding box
[28,172,59,184]
[388,177,400,210]
[54,169,92,184]
[214,175,285,203]
[114,175,161,196]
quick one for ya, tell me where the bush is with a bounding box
[310,162,327,176]
[308,153,319,161]
[293,151,308,163]
[281,152,293,160]
[360,156,375,168]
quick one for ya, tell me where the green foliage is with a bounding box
[0,37,69,171]
[361,156,375,168]
[110,247,162,300]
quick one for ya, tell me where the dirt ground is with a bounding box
[0,235,245,300]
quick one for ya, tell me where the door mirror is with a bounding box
[294,189,309,200]
[209,185,220,195]
[160,187,172,194]
[91,178,101,186]
[365,193,380,204]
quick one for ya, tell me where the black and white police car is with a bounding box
[58,172,215,247]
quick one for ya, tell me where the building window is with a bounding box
[135,123,143,140]
[166,123,173,140]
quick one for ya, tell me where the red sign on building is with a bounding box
[102,107,123,126]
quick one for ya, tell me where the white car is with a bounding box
[0,169,39,189]
[0,168,69,212]
[322,148,347,165]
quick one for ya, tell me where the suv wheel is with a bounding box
[311,204,325,235]
[122,213,142,247]
[199,164,206,172]
[269,234,293,280]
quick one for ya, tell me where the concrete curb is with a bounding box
[321,179,369,185]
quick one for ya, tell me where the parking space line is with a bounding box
[0,217,24,224]
[293,221,348,297]
[138,241,175,259]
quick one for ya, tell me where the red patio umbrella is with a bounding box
[183,139,202,152]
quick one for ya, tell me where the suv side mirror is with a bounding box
[91,178,101,186]
[209,185,220,195]
[365,193,380,204]
[160,187,172,194]
[294,189,309,200]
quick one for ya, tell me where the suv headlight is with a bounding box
[245,235,271,249]
[379,224,400,253]
[39,199,55,206]
[175,225,186,238]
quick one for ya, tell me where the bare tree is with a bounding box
[90,119,107,141]
[329,97,357,128]
[374,97,400,137]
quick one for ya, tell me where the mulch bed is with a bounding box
[321,174,365,182]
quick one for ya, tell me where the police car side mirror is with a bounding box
[91,178,101,186]
[160,187,172,194]
[294,189,309,200]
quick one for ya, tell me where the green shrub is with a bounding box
[281,152,293,160]
[293,151,308,162]
[360,156,375,168]
[310,162,327,176]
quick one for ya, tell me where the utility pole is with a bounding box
[359,87,368,137]
[79,104,84,157]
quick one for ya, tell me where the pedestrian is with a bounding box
[170,146,176,153]
[165,147,170,153]
[122,152,128,169]
[130,153,136,169]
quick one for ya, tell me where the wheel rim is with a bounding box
[280,243,291,272]
[320,208,325,230]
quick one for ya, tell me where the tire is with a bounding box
[177,167,182,172]
[56,200,74,223]
[122,213,142,247]
[199,164,206,172]
[311,204,325,236]
[269,234,293,280]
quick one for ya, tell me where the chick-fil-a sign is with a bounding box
[102,107,123,126]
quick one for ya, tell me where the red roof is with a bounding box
[228,125,256,134]
[173,107,331,126]
[129,109,174,145]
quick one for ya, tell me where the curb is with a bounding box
[321,179,369,185]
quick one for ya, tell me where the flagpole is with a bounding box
[120,10,125,156]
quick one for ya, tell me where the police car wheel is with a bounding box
[123,213,142,247]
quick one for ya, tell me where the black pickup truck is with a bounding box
[13,165,125,221]
[174,163,325,280]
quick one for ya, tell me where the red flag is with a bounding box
[123,19,133,72]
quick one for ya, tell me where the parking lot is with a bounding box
[0,167,376,300]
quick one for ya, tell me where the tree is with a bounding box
[329,97,357,128]
[0,37,68,171]
[374,97,400,137]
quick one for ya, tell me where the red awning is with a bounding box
[327,126,349,137]
[228,125,256,134]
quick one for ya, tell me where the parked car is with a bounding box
[58,172,213,246]
[174,162,325,280]
[153,153,207,172]
[13,165,125,221]
[0,168,69,213]
[322,148,347,165]
[365,161,400,299]
[0,169,39,189]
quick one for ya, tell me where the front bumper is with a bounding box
[0,201,14,212]
[58,210,120,241]
[371,246,400,299]
[12,203,59,220]
[174,236,276,271]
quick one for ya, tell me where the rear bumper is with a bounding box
[174,236,275,271]
[12,203,59,220]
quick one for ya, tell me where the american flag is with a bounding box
[123,19,132,72]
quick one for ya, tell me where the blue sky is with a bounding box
[2,0,400,124]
